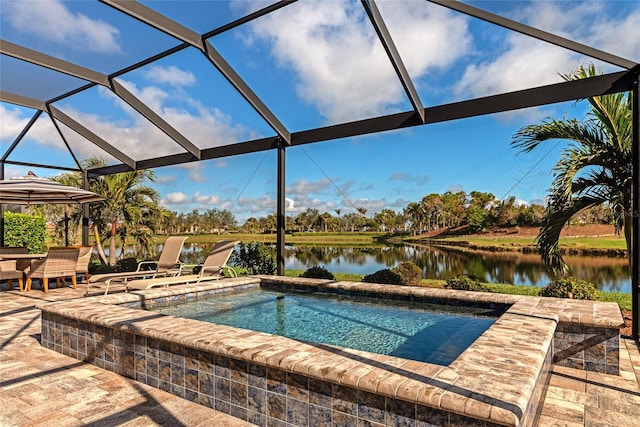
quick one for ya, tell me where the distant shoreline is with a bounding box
[399,224,628,258]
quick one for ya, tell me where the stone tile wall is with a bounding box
[553,324,620,375]
[38,277,623,427]
[41,312,503,427]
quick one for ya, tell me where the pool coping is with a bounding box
[37,276,623,426]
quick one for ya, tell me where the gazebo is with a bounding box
[1,1,638,338]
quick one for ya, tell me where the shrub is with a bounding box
[299,266,335,280]
[3,212,47,253]
[538,277,599,300]
[362,269,404,285]
[392,262,422,286]
[91,257,140,274]
[445,274,489,292]
[230,242,276,275]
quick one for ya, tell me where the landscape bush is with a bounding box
[538,277,599,300]
[230,242,276,275]
[3,212,47,253]
[444,274,489,292]
[90,257,140,274]
[299,266,335,280]
[362,268,405,285]
[392,262,422,286]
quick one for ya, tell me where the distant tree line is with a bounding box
[159,190,614,235]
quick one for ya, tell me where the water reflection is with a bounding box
[283,244,630,293]
[119,242,631,293]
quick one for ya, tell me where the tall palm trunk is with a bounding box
[93,226,108,265]
[109,219,117,266]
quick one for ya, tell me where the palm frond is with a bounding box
[537,196,602,273]
[511,118,605,154]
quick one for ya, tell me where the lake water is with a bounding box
[128,242,631,293]
[284,244,631,293]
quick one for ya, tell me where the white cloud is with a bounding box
[3,165,30,179]
[455,1,640,98]
[144,66,196,87]
[36,77,258,162]
[237,195,276,213]
[116,79,257,150]
[192,191,221,206]
[164,192,189,204]
[3,0,121,53]
[347,198,386,213]
[0,105,109,161]
[54,100,178,160]
[155,174,177,185]
[590,13,640,62]
[285,197,296,210]
[241,1,470,123]
[454,37,573,98]
[0,106,60,148]
[286,179,332,197]
[0,105,30,140]
[518,2,640,62]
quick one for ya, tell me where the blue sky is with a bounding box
[1,0,639,223]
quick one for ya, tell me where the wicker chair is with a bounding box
[26,247,80,292]
[0,260,24,292]
[76,246,93,283]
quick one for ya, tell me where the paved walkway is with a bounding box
[0,285,254,427]
[1,284,639,426]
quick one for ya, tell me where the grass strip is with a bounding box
[285,270,631,311]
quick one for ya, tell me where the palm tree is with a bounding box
[84,158,161,266]
[512,63,632,272]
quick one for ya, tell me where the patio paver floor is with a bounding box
[1,283,639,426]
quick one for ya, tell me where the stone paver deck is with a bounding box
[0,285,254,427]
[1,282,639,426]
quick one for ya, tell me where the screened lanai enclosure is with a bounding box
[0,0,638,338]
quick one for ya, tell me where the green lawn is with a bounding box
[404,235,627,251]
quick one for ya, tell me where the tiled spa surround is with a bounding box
[38,276,623,427]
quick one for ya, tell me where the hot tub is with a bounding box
[38,275,622,426]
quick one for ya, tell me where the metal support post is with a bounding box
[276,140,286,276]
[0,162,4,247]
[82,170,90,246]
[632,70,639,341]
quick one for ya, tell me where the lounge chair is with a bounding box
[26,247,80,292]
[126,240,239,291]
[87,236,188,295]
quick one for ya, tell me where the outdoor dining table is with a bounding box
[0,253,47,291]
[0,253,48,272]
[0,253,48,263]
